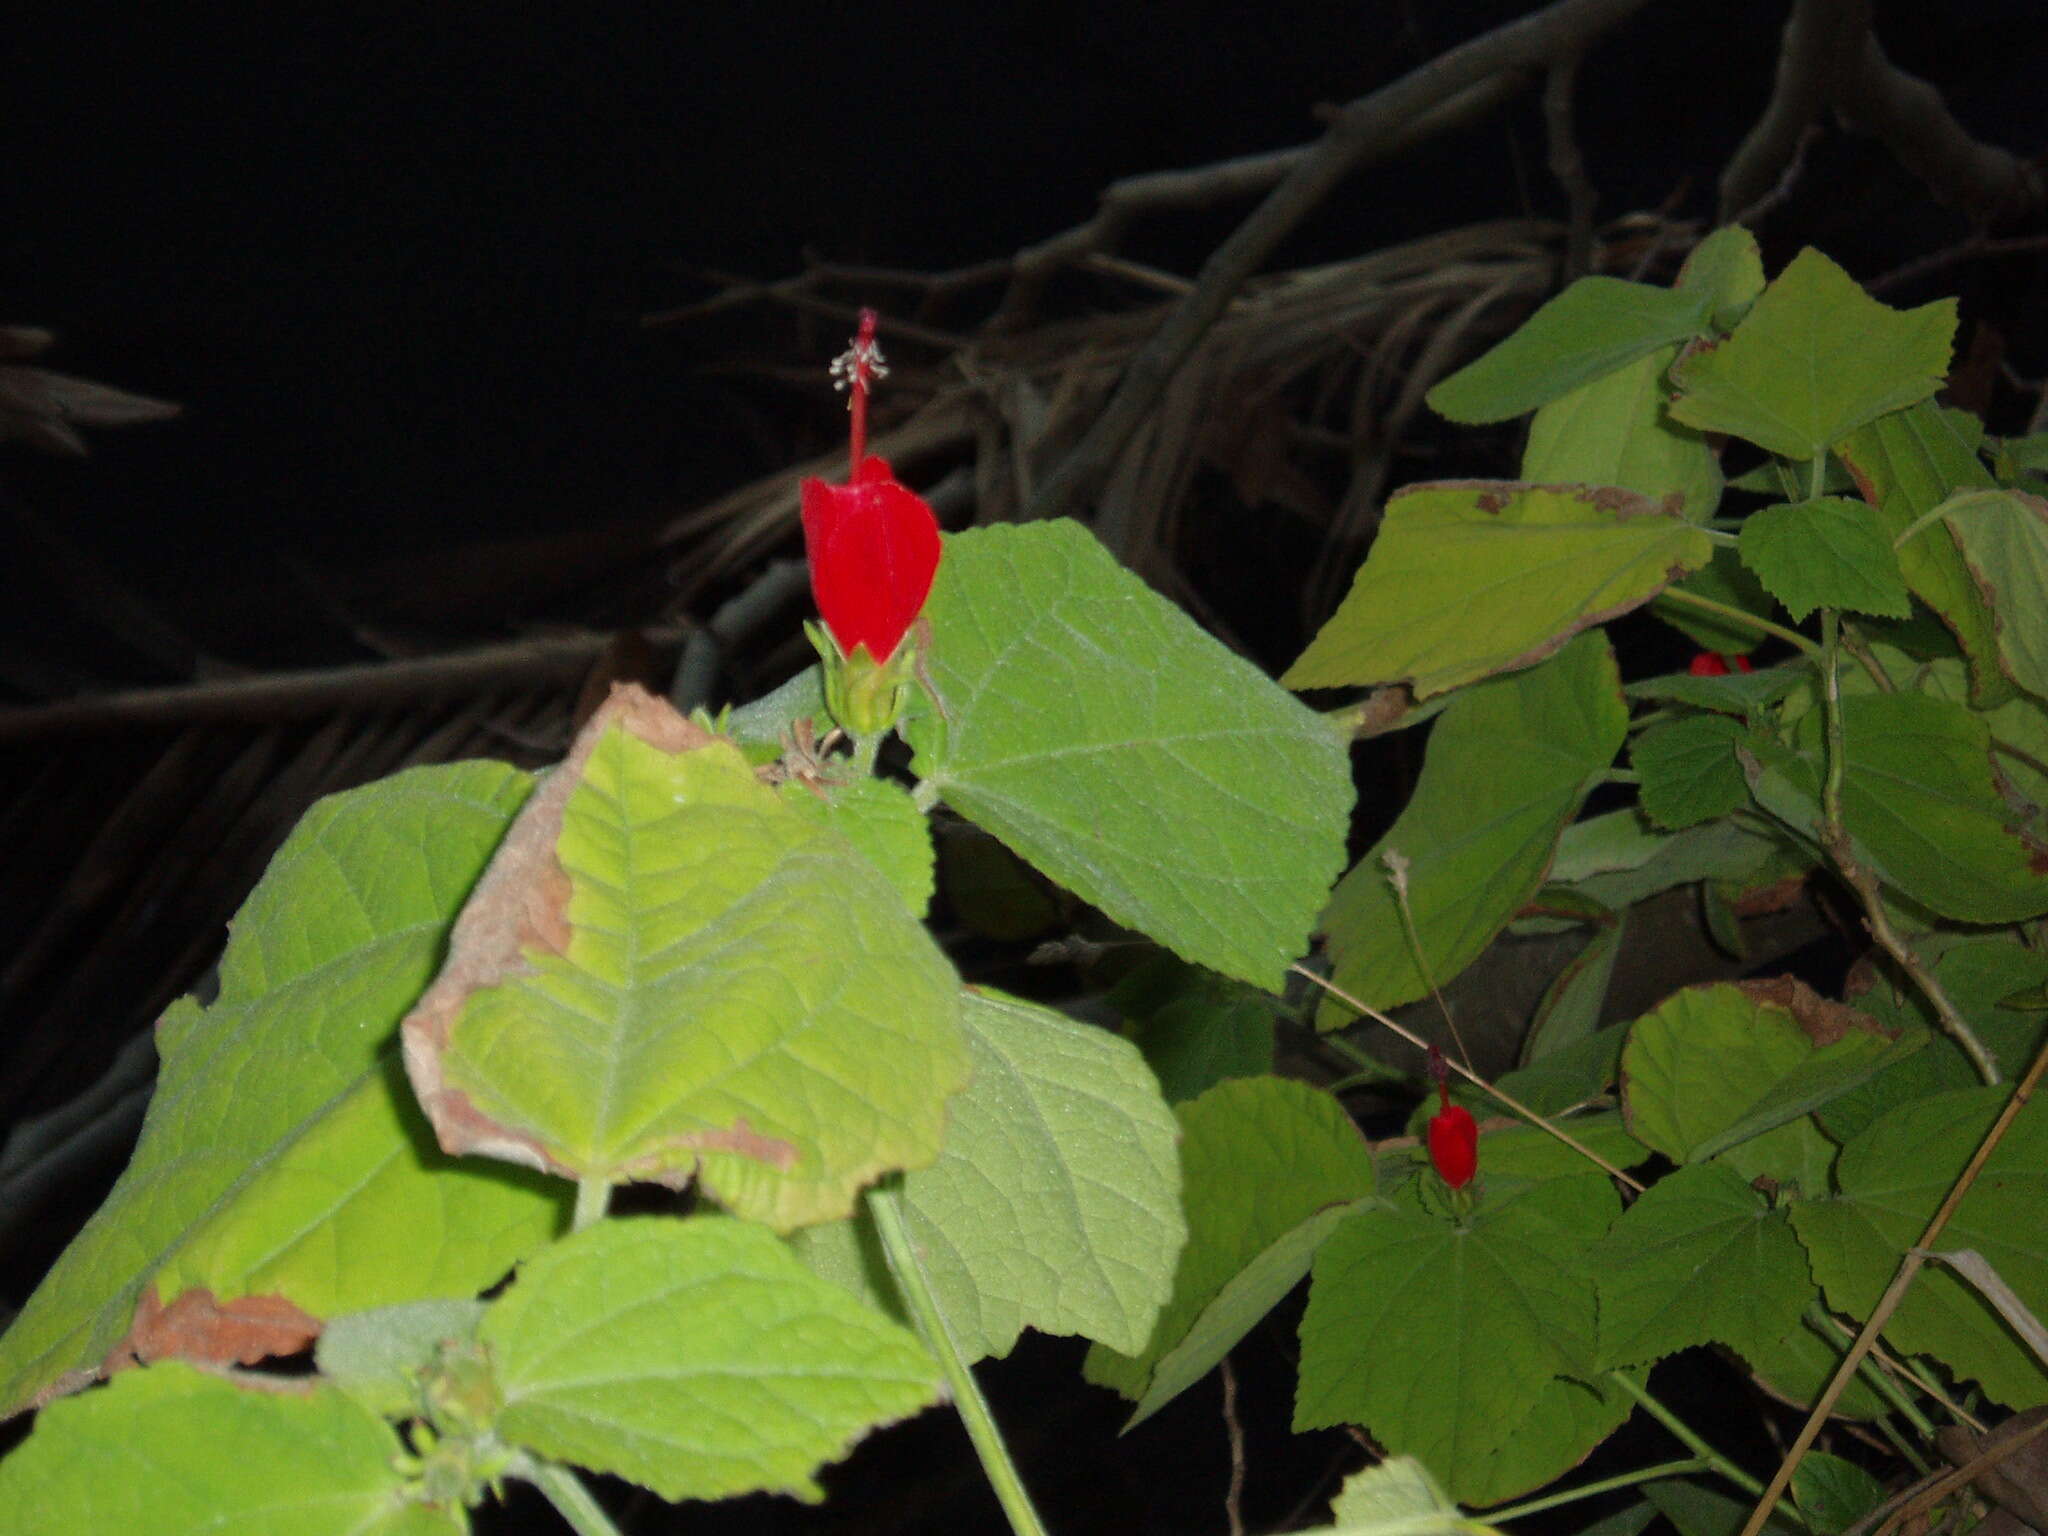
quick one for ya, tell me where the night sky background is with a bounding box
[5,4,2048,1532]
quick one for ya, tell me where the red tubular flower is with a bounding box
[798,309,941,664]
[1428,1100,1479,1191]
[1687,652,1756,677]
[801,456,941,662]
[1425,1045,1478,1191]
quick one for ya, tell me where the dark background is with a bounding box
[9,1,2043,665]
[4,4,2045,1532]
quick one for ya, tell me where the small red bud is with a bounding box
[1428,1103,1479,1191]
[1687,652,1755,677]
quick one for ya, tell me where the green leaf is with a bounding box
[1668,247,1956,460]
[1295,1177,1621,1504]
[1931,488,2048,702]
[405,695,967,1232]
[1790,1086,2048,1406]
[1792,1451,1888,1536]
[1309,1456,1503,1536]
[316,1299,487,1416]
[1284,483,1712,698]
[1459,1113,1651,1183]
[1427,277,1711,424]
[1523,906,1626,1061]
[1111,955,1275,1103]
[790,988,1183,1362]
[1737,497,1911,621]
[1839,402,2013,709]
[1505,1024,1630,1109]
[0,762,560,1419]
[1593,1162,1811,1368]
[724,664,826,749]
[1651,545,1779,657]
[904,521,1353,990]
[1677,226,1767,331]
[0,1362,459,1536]
[1633,715,1748,830]
[1521,346,1721,522]
[1823,939,2048,1141]
[1744,691,2048,924]
[1645,1477,1799,1536]
[1622,978,1922,1163]
[1086,1077,1377,1415]
[1713,1114,1838,1199]
[1556,812,1798,915]
[1743,1299,1890,1420]
[1626,660,1804,714]
[485,1216,936,1503]
[779,772,934,917]
[1318,634,1627,1018]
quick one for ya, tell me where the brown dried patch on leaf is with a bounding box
[107,1286,320,1376]
[1351,685,1415,738]
[402,683,718,1171]
[1733,873,1807,917]
[625,1117,803,1192]
[1737,974,1894,1047]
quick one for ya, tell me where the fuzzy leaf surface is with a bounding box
[0,762,558,1418]
[485,1216,938,1503]
[904,521,1352,990]
[1933,489,2048,703]
[1296,1177,1621,1504]
[1632,715,1747,831]
[1790,1087,2048,1407]
[1284,483,1711,697]
[406,693,967,1232]
[1593,1162,1810,1367]
[1427,277,1710,424]
[0,1362,458,1536]
[1520,346,1721,522]
[1622,979,1920,1163]
[1318,634,1626,1018]
[1744,692,2048,924]
[1737,497,1911,621]
[1839,402,2011,708]
[790,988,1183,1362]
[1086,1077,1377,1415]
[1668,247,1956,459]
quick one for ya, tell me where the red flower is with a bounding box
[801,456,941,662]
[799,310,941,663]
[1425,1045,1477,1191]
[1428,1102,1478,1190]
[1687,652,1755,677]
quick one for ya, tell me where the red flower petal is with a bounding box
[1687,652,1755,677]
[800,455,942,662]
[1428,1104,1478,1190]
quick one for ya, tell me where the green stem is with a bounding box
[868,1180,1049,1536]
[1490,1457,1709,1522]
[1609,1373,1810,1529]
[1605,768,1641,786]
[1819,610,1847,840]
[847,731,882,777]
[1804,1300,1936,1441]
[1657,586,1821,660]
[572,1175,611,1233]
[518,1457,625,1536]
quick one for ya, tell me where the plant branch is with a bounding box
[1736,1027,2048,1536]
[1293,964,1646,1192]
[1542,52,1598,281]
[1656,586,1822,659]
[1023,0,1654,530]
[869,1180,1049,1536]
[1718,0,2041,226]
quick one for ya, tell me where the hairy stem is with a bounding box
[869,1180,1049,1536]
